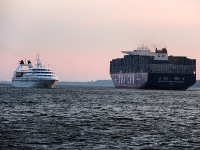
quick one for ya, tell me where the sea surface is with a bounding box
[0,84,200,150]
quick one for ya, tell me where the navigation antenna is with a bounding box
[35,54,37,67]
[137,45,149,50]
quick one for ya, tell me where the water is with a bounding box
[0,84,200,149]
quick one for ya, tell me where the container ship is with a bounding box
[110,45,196,90]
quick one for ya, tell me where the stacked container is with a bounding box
[111,55,154,73]
[122,55,139,73]
[168,56,196,65]
[110,58,122,74]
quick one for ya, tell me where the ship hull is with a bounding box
[110,73,196,90]
[12,79,58,88]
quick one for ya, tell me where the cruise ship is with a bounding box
[12,54,58,88]
[110,45,196,90]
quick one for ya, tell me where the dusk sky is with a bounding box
[0,0,200,81]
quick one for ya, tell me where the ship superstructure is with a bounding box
[110,45,196,90]
[12,54,58,88]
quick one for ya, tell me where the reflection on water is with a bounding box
[0,85,200,149]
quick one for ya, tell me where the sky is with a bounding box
[0,0,200,81]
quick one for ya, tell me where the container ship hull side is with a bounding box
[110,73,196,90]
[146,73,196,90]
[111,73,147,89]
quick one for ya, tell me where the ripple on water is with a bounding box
[0,85,200,149]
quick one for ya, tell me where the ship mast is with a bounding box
[37,54,40,62]
[36,54,43,68]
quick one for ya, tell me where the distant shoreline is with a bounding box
[1,80,200,88]
[0,80,115,87]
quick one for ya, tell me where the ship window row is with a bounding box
[158,55,165,57]
[34,72,54,74]
[36,75,56,77]
[32,69,52,71]
[22,75,56,77]
[23,72,54,74]
[17,80,45,82]
[16,75,56,79]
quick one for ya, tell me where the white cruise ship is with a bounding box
[12,54,58,88]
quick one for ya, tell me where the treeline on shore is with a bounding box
[57,80,114,87]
